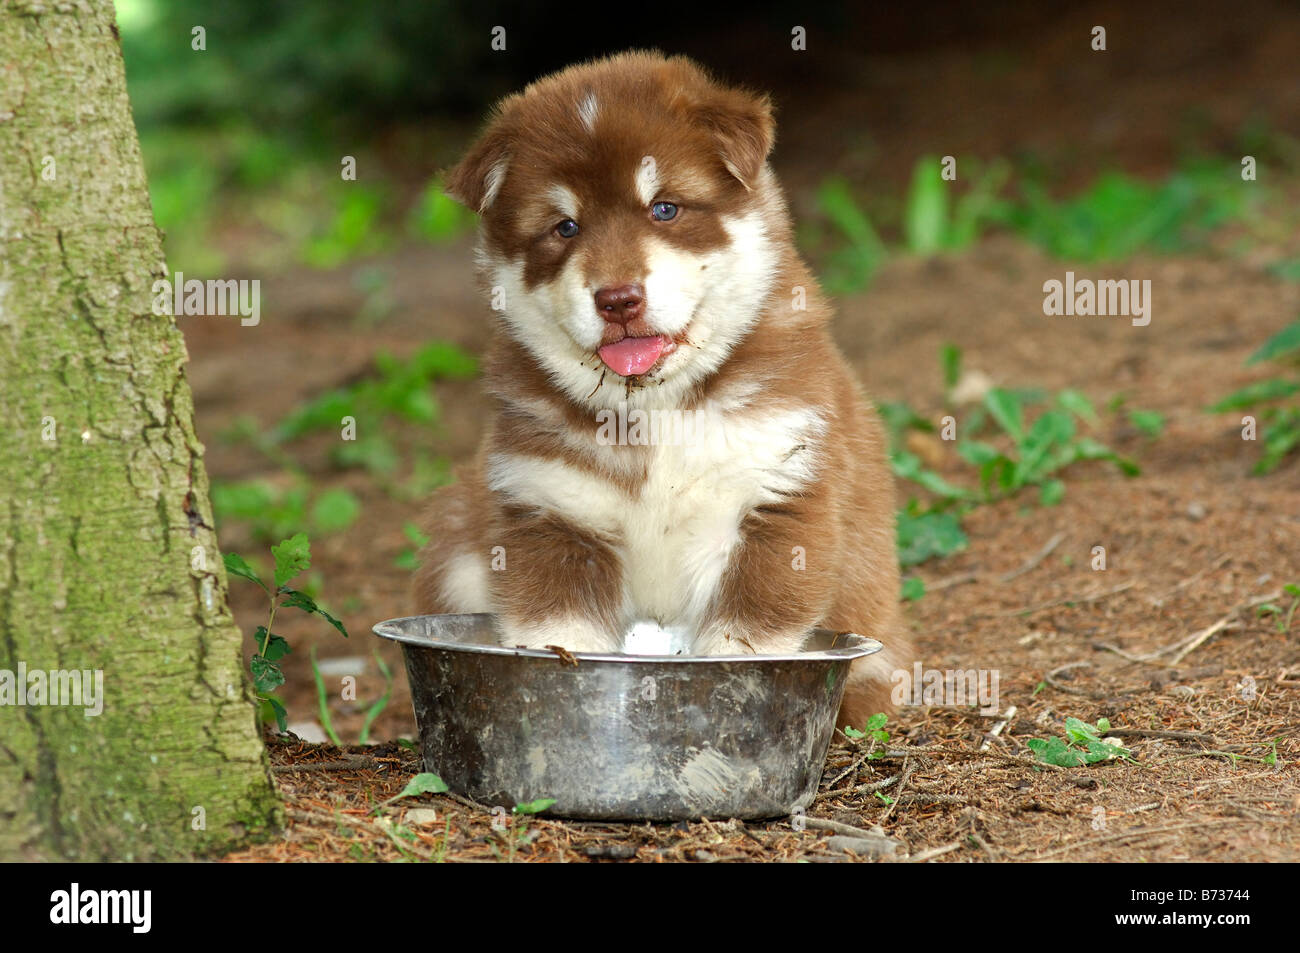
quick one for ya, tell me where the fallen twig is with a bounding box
[979,705,1017,751]
[999,532,1066,583]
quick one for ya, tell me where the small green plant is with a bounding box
[224,533,349,732]
[896,504,968,567]
[1208,319,1300,473]
[816,177,889,294]
[843,713,891,759]
[886,346,1139,574]
[1027,716,1133,767]
[957,387,1139,505]
[372,772,450,816]
[1256,583,1300,633]
[310,646,342,746]
[813,160,1009,293]
[359,650,395,746]
[513,798,557,816]
[902,155,1010,254]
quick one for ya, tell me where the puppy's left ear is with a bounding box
[443,120,513,214]
[693,88,775,191]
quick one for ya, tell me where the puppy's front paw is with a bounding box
[497,615,623,654]
[691,620,808,656]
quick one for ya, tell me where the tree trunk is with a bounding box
[0,0,280,859]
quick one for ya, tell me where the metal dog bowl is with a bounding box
[373,613,881,821]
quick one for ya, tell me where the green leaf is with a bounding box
[250,654,285,694]
[256,628,291,662]
[1039,478,1066,506]
[222,551,265,590]
[272,532,311,589]
[864,714,889,732]
[1055,389,1099,425]
[1128,409,1165,437]
[310,646,342,746]
[891,449,969,500]
[1246,320,1300,365]
[403,521,431,547]
[281,588,350,638]
[956,440,1002,466]
[940,343,962,392]
[1208,378,1300,412]
[513,798,557,815]
[1027,736,1084,767]
[1065,717,1102,745]
[397,773,450,799]
[842,725,866,739]
[904,156,949,254]
[359,651,394,747]
[901,576,926,601]
[257,695,288,732]
[897,507,969,566]
[984,389,1025,442]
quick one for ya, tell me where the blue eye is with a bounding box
[555,219,579,238]
[651,201,678,221]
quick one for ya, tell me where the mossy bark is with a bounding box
[0,0,281,859]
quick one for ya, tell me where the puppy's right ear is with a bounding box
[443,122,512,214]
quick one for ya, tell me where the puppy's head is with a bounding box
[445,51,782,410]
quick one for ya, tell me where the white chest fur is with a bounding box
[486,400,825,645]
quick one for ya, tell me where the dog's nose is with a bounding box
[594,284,645,324]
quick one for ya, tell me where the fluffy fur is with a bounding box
[414,51,910,726]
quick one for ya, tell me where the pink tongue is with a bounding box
[598,335,666,376]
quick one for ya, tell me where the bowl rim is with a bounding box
[373,613,883,663]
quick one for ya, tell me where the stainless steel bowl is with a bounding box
[373,613,881,821]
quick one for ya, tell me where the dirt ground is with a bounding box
[206,5,1300,861]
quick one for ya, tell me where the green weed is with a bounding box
[1027,716,1133,767]
[224,533,350,732]
[1208,319,1300,473]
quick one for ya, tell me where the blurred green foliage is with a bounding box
[117,0,498,131]
[812,157,1264,294]
[1002,161,1257,261]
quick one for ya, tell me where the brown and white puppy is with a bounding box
[415,51,908,726]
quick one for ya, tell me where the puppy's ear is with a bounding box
[443,121,512,213]
[692,88,775,191]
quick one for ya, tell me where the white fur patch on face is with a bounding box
[482,252,606,400]
[578,93,599,132]
[482,188,778,416]
[635,156,660,206]
[546,183,579,222]
[481,156,510,212]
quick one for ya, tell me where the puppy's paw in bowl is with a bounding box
[496,615,622,654]
[691,620,807,656]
